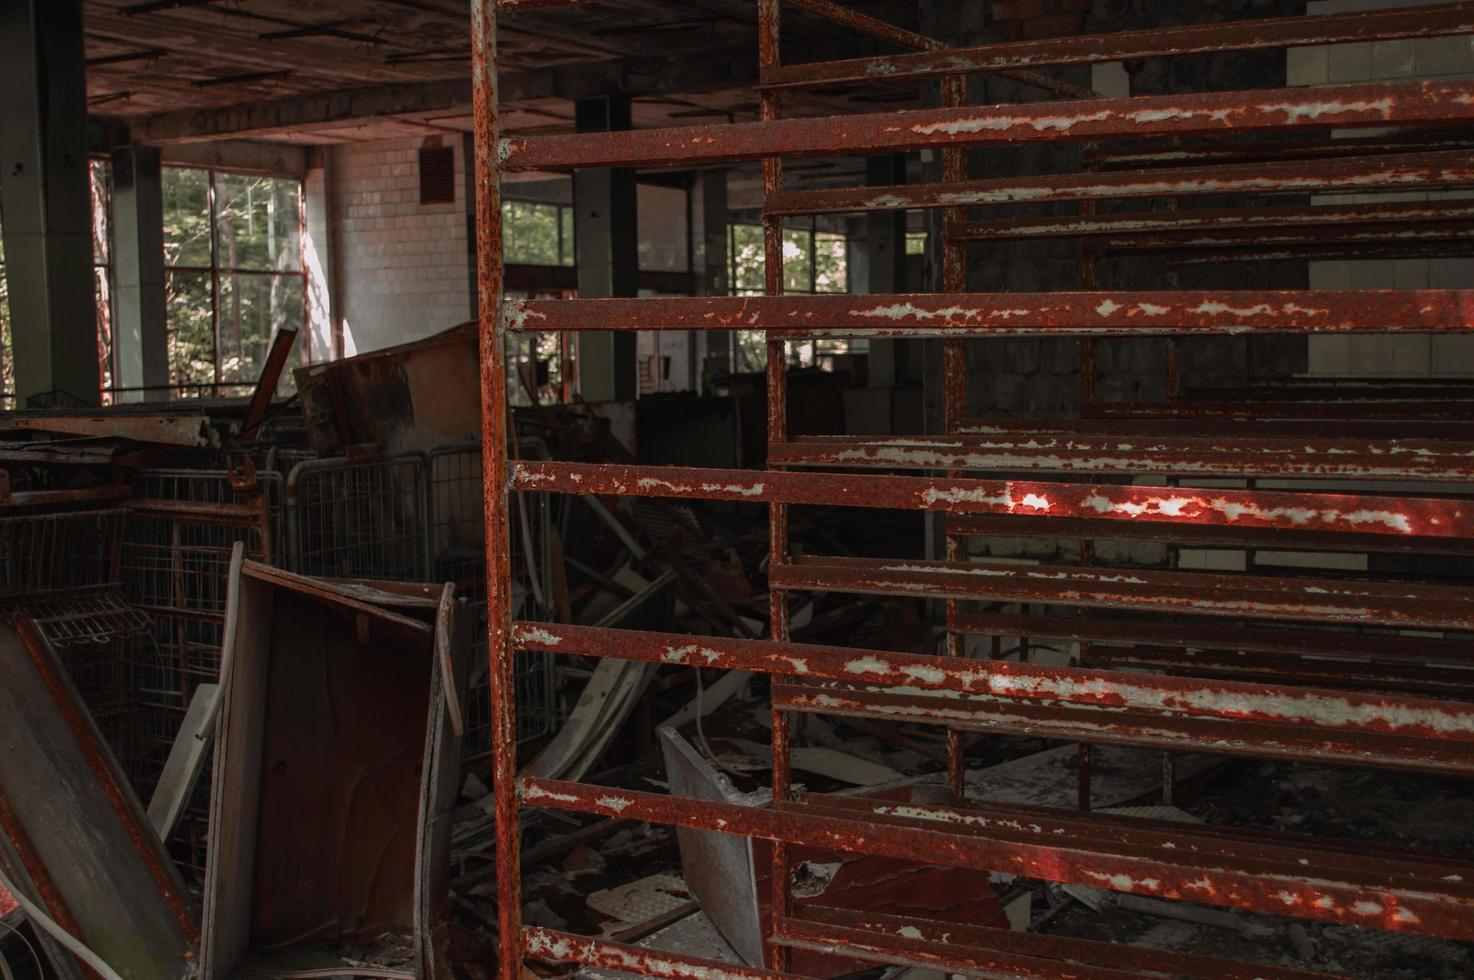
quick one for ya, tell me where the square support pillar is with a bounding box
[110,145,169,402]
[573,95,639,403]
[0,0,100,406]
[864,154,910,390]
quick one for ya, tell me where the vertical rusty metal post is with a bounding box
[940,71,969,806]
[758,1,791,972]
[471,2,521,978]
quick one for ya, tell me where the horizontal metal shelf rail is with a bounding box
[474,0,1474,977]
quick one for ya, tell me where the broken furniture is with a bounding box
[0,616,197,979]
[200,556,471,979]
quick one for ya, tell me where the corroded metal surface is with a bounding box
[511,460,1473,545]
[768,149,1474,215]
[773,556,1474,630]
[770,432,1474,482]
[475,0,1474,973]
[512,622,1474,771]
[521,777,1474,939]
[503,290,1474,337]
[502,81,1474,171]
[764,2,1474,87]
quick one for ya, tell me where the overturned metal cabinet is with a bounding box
[201,558,471,979]
[0,616,198,979]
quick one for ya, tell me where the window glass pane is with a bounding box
[560,206,575,266]
[163,168,213,268]
[731,225,764,293]
[217,273,306,390]
[503,201,562,265]
[815,233,847,293]
[734,332,767,372]
[782,228,811,293]
[905,231,927,255]
[166,270,215,390]
[215,174,301,273]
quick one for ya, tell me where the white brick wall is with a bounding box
[1291,1,1474,377]
[327,138,471,354]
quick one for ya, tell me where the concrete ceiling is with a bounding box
[84,0,928,145]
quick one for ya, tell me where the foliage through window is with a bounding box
[163,167,306,396]
[503,200,574,267]
[0,162,113,408]
[729,223,849,372]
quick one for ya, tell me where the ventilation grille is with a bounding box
[419,146,455,205]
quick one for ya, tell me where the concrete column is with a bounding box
[0,0,100,406]
[699,169,730,382]
[573,95,639,403]
[110,145,169,401]
[864,154,910,390]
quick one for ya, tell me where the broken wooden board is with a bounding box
[146,682,221,840]
[0,616,197,979]
[200,560,471,980]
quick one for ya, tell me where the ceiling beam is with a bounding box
[106,47,757,144]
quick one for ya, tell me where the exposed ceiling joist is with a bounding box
[115,48,757,143]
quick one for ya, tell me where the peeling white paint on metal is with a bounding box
[515,625,564,647]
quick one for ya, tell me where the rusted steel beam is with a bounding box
[0,414,211,446]
[1081,646,1474,700]
[503,290,1474,338]
[950,198,1474,242]
[510,622,1474,760]
[947,512,1474,557]
[1089,222,1474,254]
[761,2,1474,88]
[1165,242,1474,265]
[509,460,1474,545]
[773,913,1157,980]
[500,81,1474,171]
[783,905,1328,980]
[770,432,1474,482]
[773,556,1474,631]
[955,415,1474,440]
[524,927,781,979]
[949,610,1473,665]
[1088,130,1474,169]
[775,676,1474,772]
[521,778,1474,938]
[471,3,523,980]
[768,149,1474,215]
[782,0,1095,100]
[1093,397,1474,421]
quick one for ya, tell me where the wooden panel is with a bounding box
[249,586,432,945]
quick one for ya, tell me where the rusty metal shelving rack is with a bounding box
[476,1,1474,977]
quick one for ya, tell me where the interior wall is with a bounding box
[1294,0,1474,377]
[325,137,472,355]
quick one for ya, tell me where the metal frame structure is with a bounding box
[476,2,1474,977]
